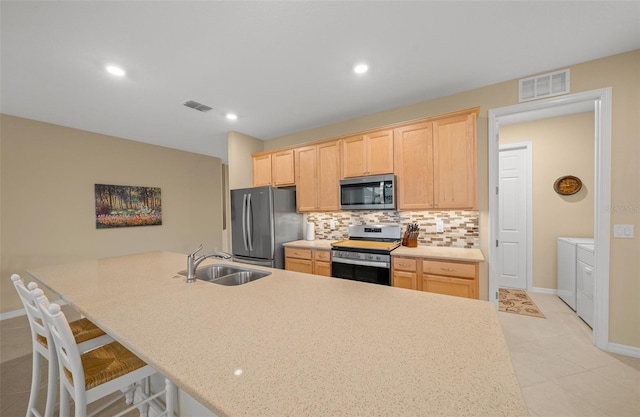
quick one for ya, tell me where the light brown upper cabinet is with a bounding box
[252,149,296,187]
[395,109,477,210]
[295,140,341,212]
[394,122,435,210]
[342,129,394,178]
[252,153,272,187]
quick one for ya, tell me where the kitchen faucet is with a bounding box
[186,244,232,283]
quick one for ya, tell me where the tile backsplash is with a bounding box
[306,210,479,248]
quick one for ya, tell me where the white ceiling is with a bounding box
[2,1,639,163]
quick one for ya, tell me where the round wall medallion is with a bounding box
[553,175,582,195]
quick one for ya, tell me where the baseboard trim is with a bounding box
[530,287,558,295]
[607,342,640,358]
[1,299,68,321]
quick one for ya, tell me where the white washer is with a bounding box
[557,237,594,311]
[577,243,595,328]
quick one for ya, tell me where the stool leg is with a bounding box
[44,352,58,417]
[27,350,42,417]
[165,378,176,417]
[59,383,70,417]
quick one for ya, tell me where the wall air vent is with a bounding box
[183,100,213,112]
[519,69,570,102]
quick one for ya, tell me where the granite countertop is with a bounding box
[28,251,525,417]
[285,239,485,262]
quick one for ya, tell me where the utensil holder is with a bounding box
[406,237,418,247]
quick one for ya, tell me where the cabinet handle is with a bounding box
[440,267,455,272]
[399,263,410,267]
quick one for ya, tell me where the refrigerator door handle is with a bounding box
[242,194,249,251]
[247,193,254,251]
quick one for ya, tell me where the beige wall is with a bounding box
[232,50,639,347]
[501,112,595,290]
[1,115,224,313]
[227,131,263,190]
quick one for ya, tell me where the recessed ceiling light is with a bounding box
[226,113,238,120]
[106,65,126,77]
[353,63,369,74]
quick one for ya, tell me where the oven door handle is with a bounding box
[331,257,390,268]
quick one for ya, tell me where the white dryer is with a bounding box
[557,237,594,311]
[577,243,595,328]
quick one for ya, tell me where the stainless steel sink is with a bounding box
[209,270,270,286]
[177,264,271,285]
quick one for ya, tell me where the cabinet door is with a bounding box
[285,258,313,274]
[252,154,272,187]
[342,135,367,178]
[433,112,477,209]
[313,261,332,277]
[317,141,341,211]
[366,129,394,175]
[271,149,295,186]
[394,122,434,210]
[393,271,418,290]
[295,146,318,212]
[423,274,477,299]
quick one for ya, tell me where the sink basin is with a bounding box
[177,264,271,285]
[209,270,270,286]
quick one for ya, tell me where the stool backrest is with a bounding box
[33,289,86,390]
[11,274,50,351]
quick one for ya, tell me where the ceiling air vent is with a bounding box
[183,100,213,112]
[519,69,570,102]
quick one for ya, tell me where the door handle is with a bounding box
[242,194,249,251]
[247,193,253,251]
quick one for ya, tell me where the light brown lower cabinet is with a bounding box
[313,250,332,277]
[285,247,331,277]
[392,256,479,299]
[392,257,418,290]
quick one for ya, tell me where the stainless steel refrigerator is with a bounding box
[230,186,302,268]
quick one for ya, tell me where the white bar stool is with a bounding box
[34,287,172,417]
[11,274,113,417]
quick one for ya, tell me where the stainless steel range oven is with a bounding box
[331,224,401,286]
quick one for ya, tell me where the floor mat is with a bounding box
[498,288,546,319]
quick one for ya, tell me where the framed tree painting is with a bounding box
[95,184,162,228]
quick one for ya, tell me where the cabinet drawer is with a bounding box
[314,250,331,262]
[393,257,417,272]
[423,260,475,279]
[285,247,312,260]
[285,258,313,274]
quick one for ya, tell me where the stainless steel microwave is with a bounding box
[339,174,396,210]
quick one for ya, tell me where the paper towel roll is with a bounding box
[305,222,315,241]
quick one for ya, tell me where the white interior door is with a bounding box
[498,144,530,289]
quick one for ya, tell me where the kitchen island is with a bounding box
[28,251,527,417]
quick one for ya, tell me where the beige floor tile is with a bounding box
[510,359,549,387]
[555,369,640,416]
[532,333,619,370]
[528,407,541,417]
[521,380,610,417]
[509,342,587,380]
[592,360,640,391]
[618,356,640,371]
